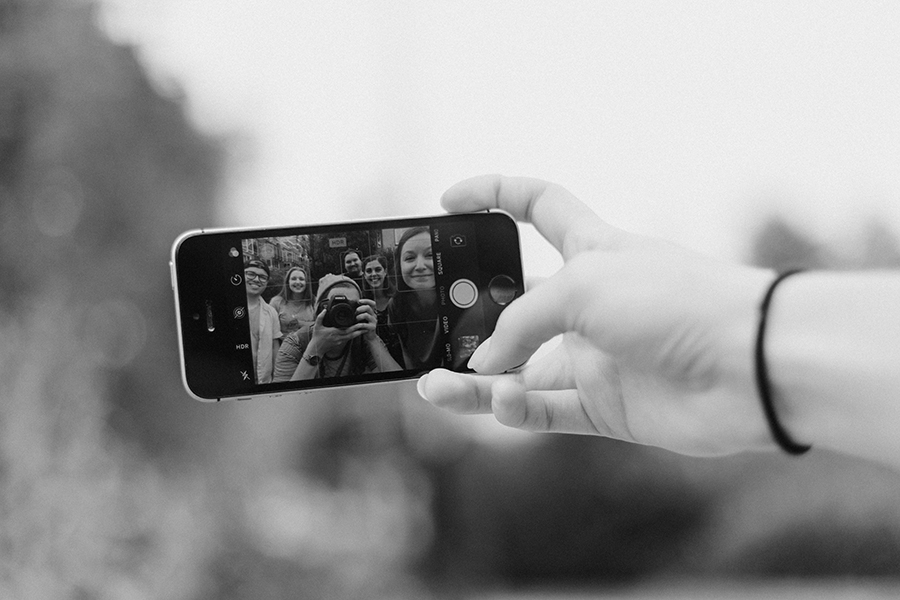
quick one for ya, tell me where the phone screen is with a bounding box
[172,212,522,400]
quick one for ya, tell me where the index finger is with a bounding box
[440,175,622,258]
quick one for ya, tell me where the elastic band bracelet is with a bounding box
[754,269,812,455]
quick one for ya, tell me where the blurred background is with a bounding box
[2,0,900,598]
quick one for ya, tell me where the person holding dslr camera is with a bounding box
[273,274,402,381]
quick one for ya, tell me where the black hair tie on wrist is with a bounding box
[755,269,812,455]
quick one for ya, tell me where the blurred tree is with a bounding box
[0,0,225,458]
[0,0,228,596]
[750,215,830,271]
[751,214,900,271]
[860,219,900,268]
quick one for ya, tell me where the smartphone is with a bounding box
[171,211,523,401]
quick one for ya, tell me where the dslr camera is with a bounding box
[323,295,360,328]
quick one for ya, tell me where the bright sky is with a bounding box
[100,1,900,275]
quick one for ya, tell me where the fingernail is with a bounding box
[467,338,491,372]
[416,374,429,400]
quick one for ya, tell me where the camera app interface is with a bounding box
[228,220,488,388]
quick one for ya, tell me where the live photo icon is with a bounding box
[450,234,466,248]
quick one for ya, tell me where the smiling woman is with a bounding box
[269,265,316,335]
[361,253,403,365]
[386,226,443,371]
[398,228,435,291]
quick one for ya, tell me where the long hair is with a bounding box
[274,265,314,305]
[361,254,396,300]
[387,226,441,370]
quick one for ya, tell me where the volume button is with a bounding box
[169,261,176,290]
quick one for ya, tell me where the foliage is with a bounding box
[0,0,226,595]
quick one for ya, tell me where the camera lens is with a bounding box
[331,304,355,328]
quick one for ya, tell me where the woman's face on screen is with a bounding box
[288,269,307,295]
[399,232,434,291]
[364,260,385,290]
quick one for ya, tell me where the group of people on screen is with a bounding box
[244,227,443,384]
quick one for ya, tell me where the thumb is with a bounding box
[468,262,585,374]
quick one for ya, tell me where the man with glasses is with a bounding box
[245,259,282,384]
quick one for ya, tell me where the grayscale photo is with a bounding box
[4,1,900,598]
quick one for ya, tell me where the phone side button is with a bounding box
[169,261,176,290]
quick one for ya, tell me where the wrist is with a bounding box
[754,270,812,455]
[304,339,322,359]
[763,270,900,462]
[705,265,782,454]
[764,271,842,453]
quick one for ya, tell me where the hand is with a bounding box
[355,299,379,342]
[309,308,367,356]
[417,175,778,457]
